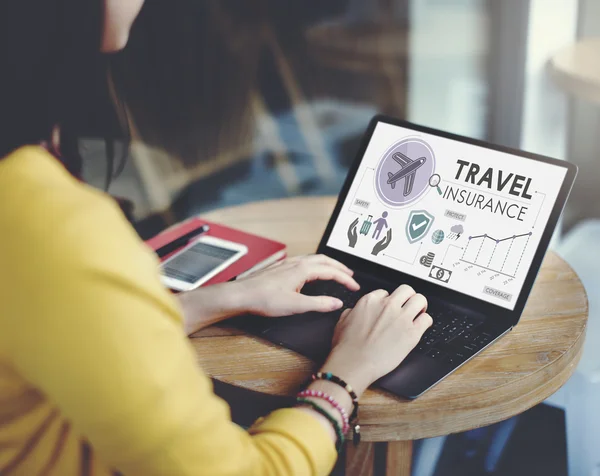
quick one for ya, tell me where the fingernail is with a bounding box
[331,298,343,309]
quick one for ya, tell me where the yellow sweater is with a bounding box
[0,146,336,475]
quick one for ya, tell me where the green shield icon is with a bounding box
[406,210,435,244]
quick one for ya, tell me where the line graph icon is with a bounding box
[461,232,532,277]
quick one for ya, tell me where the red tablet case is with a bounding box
[145,218,287,286]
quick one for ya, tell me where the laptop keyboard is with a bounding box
[302,279,496,366]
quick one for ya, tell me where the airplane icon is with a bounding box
[387,152,427,197]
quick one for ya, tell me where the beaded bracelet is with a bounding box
[312,372,361,445]
[311,372,358,421]
[297,397,345,452]
[297,389,349,434]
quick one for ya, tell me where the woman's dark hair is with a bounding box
[0,0,126,187]
[111,0,265,166]
[1,0,265,194]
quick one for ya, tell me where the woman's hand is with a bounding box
[178,254,359,334]
[319,285,432,397]
[235,254,360,317]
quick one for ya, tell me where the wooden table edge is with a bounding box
[360,320,585,441]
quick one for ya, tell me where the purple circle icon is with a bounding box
[375,138,436,208]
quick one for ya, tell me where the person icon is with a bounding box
[372,211,389,240]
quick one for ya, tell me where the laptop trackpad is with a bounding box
[377,352,451,399]
[262,312,339,363]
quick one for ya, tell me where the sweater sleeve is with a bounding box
[0,152,337,476]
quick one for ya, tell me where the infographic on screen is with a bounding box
[327,122,567,310]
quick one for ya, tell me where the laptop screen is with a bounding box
[327,122,568,310]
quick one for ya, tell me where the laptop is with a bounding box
[236,115,577,399]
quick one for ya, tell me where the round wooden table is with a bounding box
[190,196,588,475]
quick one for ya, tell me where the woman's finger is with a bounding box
[307,254,354,276]
[387,284,416,307]
[414,312,433,331]
[358,289,389,303]
[289,294,344,314]
[401,293,428,318]
[304,264,360,291]
[339,308,352,321]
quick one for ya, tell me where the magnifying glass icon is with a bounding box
[429,174,443,195]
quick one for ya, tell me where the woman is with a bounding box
[0,1,432,475]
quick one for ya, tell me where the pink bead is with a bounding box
[297,389,350,434]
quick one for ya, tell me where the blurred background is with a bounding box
[79,0,600,474]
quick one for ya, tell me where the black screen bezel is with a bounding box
[317,115,578,324]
